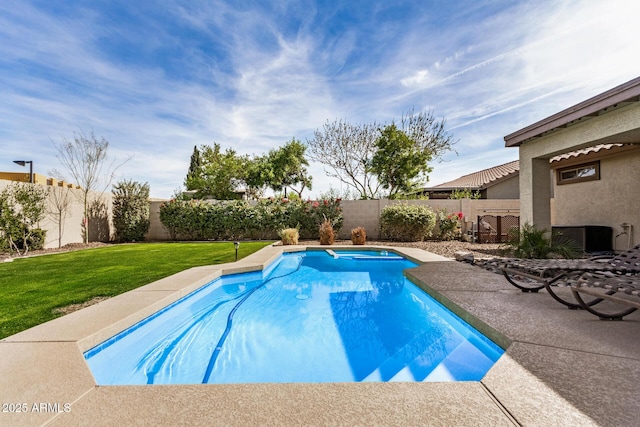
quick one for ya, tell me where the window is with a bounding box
[556,161,600,185]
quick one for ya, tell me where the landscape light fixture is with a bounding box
[13,160,33,183]
[234,241,240,261]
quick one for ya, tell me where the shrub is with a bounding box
[501,223,580,259]
[279,227,299,245]
[380,203,436,241]
[319,218,335,245]
[298,198,343,239]
[158,197,343,242]
[351,226,366,245]
[0,182,47,254]
[437,210,463,241]
[112,180,151,242]
[5,226,46,252]
[20,227,46,251]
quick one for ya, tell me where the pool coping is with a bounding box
[2,244,639,426]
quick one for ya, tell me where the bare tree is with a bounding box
[52,129,129,243]
[399,108,457,162]
[46,168,74,248]
[47,185,72,248]
[306,119,382,199]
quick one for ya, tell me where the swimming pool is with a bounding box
[85,250,504,384]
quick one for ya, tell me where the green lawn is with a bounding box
[0,241,272,339]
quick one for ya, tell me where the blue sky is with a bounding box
[1,0,639,198]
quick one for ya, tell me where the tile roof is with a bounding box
[426,143,639,192]
[550,143,625,162]
[429,160,519,190]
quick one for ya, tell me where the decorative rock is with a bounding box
[454,251,475,263]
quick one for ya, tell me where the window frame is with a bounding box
[556,161,600,185]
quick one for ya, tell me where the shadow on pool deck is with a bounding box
[1,245,639,426]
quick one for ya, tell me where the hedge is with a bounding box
[159,197,343,241]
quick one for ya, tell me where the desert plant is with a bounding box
[278,227,299,245]
[351,226,366,245]
[319,218,335,245]
[380,203,436,241]
[501,223,580,259]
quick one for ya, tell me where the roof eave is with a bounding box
[504,77,640,147]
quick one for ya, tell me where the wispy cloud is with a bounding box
[1,0,639,196]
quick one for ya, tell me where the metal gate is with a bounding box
[476,215,520,243]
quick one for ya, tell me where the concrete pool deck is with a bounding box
[1,244,639,426]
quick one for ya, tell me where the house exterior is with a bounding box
[419,160,520,199]
[505,77,640,252]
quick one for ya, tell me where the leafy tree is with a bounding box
[244,155,271,199]
[370,124,432,198]
[0,182,48,254]
[52,129,129,243]
[449,188,481,199]
[112,180,151,242]
[307,119,382,199]
[184,146,202,190]
[190,143,249,200]
[248,138,312,198]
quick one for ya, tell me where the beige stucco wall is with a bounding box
[552,148,640,251]
[0,180,113,249]
[518,102,640,234]
[485,176,520,199]
[335,199,520,240]
[147,199,172,241]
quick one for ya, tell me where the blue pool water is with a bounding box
[85,250,504,384]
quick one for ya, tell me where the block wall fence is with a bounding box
[0,179,113,249]
[1,179,542,248]
[145,199,521,241]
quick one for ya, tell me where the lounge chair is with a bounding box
[571,271,640,320]
[500,244,640,309]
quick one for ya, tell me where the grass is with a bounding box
[0,241,273,339]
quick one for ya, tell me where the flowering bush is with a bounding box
[437,210,463,241]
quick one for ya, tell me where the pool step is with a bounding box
[325,250,404,261]
[361,332,464,382]
[421,340,497,382]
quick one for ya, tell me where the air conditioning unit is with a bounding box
[552,225,613,253]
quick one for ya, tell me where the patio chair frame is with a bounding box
[500,244,640,309]
[570,271,640,320]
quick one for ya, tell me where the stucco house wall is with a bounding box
[506,77,640,250]
[485,175,520,199]
[552,146,640,252]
